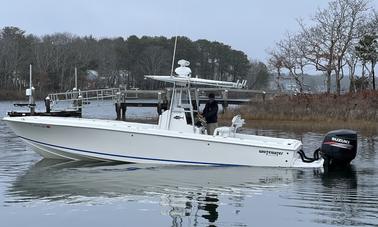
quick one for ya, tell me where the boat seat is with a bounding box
[213,127,231,137]
[213,115,245,137]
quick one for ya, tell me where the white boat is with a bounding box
[3,60,330,168]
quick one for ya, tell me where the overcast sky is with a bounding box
[0,0,376,61]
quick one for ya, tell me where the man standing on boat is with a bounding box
[202,93,218,135]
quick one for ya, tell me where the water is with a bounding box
[1,101,377,227]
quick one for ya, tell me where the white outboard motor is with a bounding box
[320,129,357,167]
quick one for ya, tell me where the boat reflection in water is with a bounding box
[284,165,365,226]
[6,159,376,226]
[321,165,358,189]
[8,159,302,226]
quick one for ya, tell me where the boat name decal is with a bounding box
[331,137,350,144]
[174,115,184,119]
[259,150,283,156]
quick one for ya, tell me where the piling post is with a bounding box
[121,92,127,121]
[157,92,162,115]
[77,94,83,117]
[28,64,35,115]
[44,96,51,113]
[115,92,121,120]
[262,91,266,103]
[222,90,228,113]
[72,88,79,109]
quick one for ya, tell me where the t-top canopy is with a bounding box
[145,60,247,88]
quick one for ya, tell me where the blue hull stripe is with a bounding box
[19,136,243,166]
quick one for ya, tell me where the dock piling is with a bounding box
[44,97,51,113]
[221,90,229,113]
[28,64,35,115]
[115,92,121,120]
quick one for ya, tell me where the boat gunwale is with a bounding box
[3,116,301,151]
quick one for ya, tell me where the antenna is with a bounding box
[170,36,178,77]
[29,64,32,93]
[74,67,78,89]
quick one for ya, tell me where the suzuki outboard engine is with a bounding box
[320,129,357,167]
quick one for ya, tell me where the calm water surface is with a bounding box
[0,101,377,227]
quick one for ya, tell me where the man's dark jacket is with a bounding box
[203,100,218,123]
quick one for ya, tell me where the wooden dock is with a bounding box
[6,87,267,120]
[46,87,267,120]
[121,98,251,107]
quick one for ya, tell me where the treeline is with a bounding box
[268,0,377,94]
[0,27,269,97]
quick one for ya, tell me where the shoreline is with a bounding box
[248,119,376,135]
[219,115,377,136]
[219,91,378,136]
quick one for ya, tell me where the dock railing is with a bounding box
[48,88,122,103]
[47,87,270,115]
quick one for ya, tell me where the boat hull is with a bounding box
[3,116,323,168]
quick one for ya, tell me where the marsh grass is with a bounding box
[220,91,378,136]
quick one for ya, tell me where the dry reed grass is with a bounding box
[220,91,378,136]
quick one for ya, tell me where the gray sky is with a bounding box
[0,0,375,61]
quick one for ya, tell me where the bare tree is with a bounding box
[298,22,336,93]
[332,0,369,94]
[345,48,359,92]
[136,45,171,89]
[32,36,55,91]
[0,27,31,90]
[355,9,378,90]
[277,33,311,92]
[246,60,270,89]
[298,0,369,94]
[356,34,378,90]
[267,50,284,91]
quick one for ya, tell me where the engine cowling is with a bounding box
[320,129,357,166]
